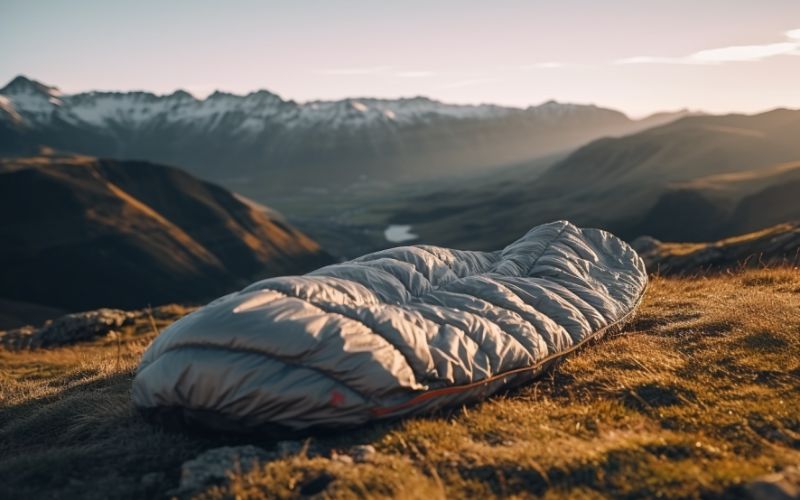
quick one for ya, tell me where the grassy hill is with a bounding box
[1,267,798,498]
[636,222,800,275]
[0,155,331,327]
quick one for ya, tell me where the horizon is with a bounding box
[3,1,800,117]
[6,73,799,121]
[1,73,702,119]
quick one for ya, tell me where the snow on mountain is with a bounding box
[0,75,592,134]
[0,96,23,124]
[0,76,64,124]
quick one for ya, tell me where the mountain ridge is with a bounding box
[0,75,697,195]
[0,74,695,124]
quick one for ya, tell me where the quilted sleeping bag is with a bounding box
[132,221,647,432]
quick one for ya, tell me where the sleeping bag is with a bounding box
[132,221,647,431]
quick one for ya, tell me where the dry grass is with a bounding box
[1,269,799,499]
[655,222,797,257]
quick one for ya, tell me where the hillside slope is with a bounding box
[386,109,800,249]
[0,155,330,320]
[632,160,800,241]
[1,268,798,498]
[633,222,800,275]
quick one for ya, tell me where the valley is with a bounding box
[381,109,800,250]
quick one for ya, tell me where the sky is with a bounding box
[2,0,799,117]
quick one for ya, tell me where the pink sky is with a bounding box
[2,0,800,117]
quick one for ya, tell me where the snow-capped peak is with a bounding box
[0,76,606,133]
[0,75,63,122]
[0,75,61,98]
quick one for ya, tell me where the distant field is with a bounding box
[1,268,798,499]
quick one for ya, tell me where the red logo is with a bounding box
[329,390,345,407]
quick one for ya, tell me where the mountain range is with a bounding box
[0,155,330,328]
[0,75,692,200]
[2,75,798,270]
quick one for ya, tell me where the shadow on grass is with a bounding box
[0,369,411,499]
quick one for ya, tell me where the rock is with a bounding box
[34,309,137,348]
[0,325,36,350]
[330,451,354,464]
[178,445,270,494]
[0,308,137,350]
[745,466,800,500]
[349,444,377,463]
[635,222,800,275]
[631,235,661,254]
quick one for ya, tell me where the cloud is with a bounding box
[691,42,798,63]
[616,28,800,65]
[615,56,705,65]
